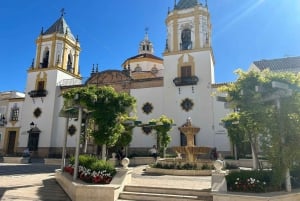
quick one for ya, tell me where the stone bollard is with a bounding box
[211,160,227,192]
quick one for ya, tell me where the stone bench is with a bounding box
[3,157,30,164]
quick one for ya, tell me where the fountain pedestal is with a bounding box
[173,117,211,163]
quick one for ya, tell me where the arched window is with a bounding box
[67,53,73,72]
[41,48,49,68]
[181,29,192,50]
[134,65,142,72]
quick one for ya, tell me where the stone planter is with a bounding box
[55,168,132,201]
[145,167,212,176]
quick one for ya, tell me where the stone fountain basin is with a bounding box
[173,146,211,155]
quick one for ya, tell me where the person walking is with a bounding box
[149,145,158,161]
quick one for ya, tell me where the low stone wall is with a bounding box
[225,159,271,169]
[213,190,300,201]
[146,167,211,176]
[2,157,30,164]
[44,158,64,165]
[129,157,155,166]
[55,168,132,201]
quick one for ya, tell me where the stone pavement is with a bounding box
[0,162,211,201]
[0,162,71,201]
[130,165,211,190]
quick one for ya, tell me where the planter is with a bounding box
[213,190,300,201]
[55,168,132,201]
[145,167,211,176]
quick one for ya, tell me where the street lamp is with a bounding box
[30,121,35,129]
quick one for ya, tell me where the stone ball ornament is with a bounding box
[121,157,130,169]
[213,159,225,172]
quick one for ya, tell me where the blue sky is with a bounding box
[0,0,300,92]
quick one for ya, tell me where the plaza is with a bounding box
[0,161,211,201]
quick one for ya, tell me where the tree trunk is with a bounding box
[285,167,292,192]
[101,144,107,160]
[250,141,260,170]
[234,144,238,160]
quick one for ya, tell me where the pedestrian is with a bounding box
[116,147,125,161]
[149,145,158,161]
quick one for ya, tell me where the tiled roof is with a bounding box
[127,53,163,61]
[44,16,75,41]
[253,56,300,72]
[175,0,198,10]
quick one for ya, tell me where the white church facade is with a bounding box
[1,0,233,158]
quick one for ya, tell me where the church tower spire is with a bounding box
[138,28,154,55]
[31,11,81,78]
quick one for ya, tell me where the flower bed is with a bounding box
[64,155,116,184]
[226,170,275,193]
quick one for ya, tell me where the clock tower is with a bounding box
[19,13,81,157]
[163,0,216,147]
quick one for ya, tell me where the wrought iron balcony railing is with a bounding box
[173,76,199,86]
[28,89,48,98]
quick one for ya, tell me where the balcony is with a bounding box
[28,89,48,98]
[173,76,199,86]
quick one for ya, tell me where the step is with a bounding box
[124,185,211,197]
[119,185,212,201]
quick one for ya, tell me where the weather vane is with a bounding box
[60,8,66,17]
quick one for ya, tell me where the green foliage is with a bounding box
[150,115,174,156]
[219,69,300,175]
[65,154,116,184]
[62,85,136,147]
[226,170,273,192]
[90,160,116,175]
[151,162,213,170]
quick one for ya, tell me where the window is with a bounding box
[142,102,153,114]
[142,126,152,135]
[41,49,49,68]
[181,98,194,112]
[134,66,142,72]
[181,66,192,77]
[10,105,19,121]
[37,81,45,91]
[181,29,192,50]
[67,53,73,72]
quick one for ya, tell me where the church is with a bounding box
[6,0,295,158]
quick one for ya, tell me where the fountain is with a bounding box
[173,117,211,163]
[146,117,214,176]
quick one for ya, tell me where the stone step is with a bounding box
[118,185,212,201]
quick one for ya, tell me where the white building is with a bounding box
[2,0,235,157]
[0,91,25,155]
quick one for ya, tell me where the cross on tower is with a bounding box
[60,8,66,17]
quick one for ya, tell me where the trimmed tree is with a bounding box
[62,85,136,159]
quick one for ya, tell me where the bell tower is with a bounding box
[19,12,81,157]
[32,13,81,78]
[163,0,216,148]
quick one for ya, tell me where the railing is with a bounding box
[173,76,199,86]
[28,89,48,98]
